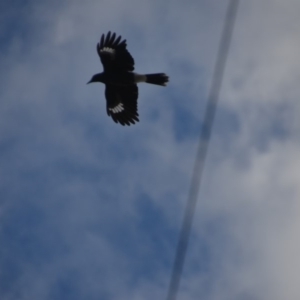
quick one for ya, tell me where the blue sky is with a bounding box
[1,1,300,299]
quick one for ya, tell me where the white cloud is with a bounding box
[1,1,300,300]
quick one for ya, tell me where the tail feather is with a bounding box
[145,73,169,86]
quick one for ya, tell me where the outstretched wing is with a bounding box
[105,84,139,126]
[97,32,135,72]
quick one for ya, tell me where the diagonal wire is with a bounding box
[166,1,239,300]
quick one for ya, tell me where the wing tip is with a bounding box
[99,31,124,48]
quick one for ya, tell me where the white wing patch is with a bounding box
[100,47,115,54]
[109,103,124,114]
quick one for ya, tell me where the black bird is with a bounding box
[88,32,169,126]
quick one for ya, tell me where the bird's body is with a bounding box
[91,71,136,86]
[88,32,169,126]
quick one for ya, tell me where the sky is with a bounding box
[1,0,300,299]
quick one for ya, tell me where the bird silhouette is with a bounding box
[88,32,169,126]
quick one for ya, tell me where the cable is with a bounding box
[166,1,240,300]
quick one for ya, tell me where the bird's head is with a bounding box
[87,73,103,84]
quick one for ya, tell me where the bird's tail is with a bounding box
[145,73,169,86]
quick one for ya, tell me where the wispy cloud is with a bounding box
[1,1,300,299]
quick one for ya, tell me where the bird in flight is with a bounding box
[88,32,169,126]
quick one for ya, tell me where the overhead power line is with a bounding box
[166,1,240,300]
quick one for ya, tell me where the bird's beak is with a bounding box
[86,78,94,84]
